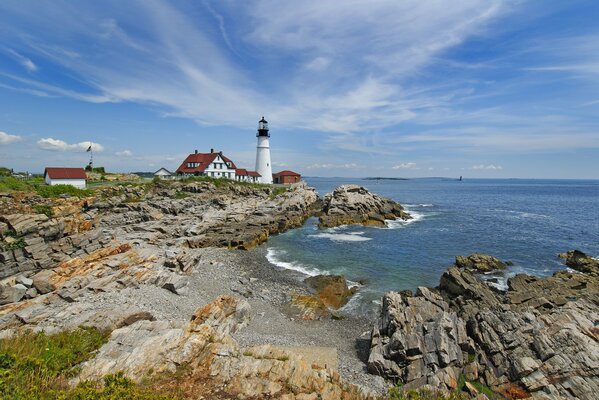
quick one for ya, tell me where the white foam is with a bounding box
[266,248,326,277]
[312,232,372,242]
[488,209,550,219]
[385,210,425,228]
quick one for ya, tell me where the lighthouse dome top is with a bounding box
[257,116,270,137]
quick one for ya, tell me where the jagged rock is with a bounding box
[0,283,27,305]
[367,289,474,391]
[15,275,33,287]
[370,252,599,399]
[454,253,506,272]
[559,249,599,276]
[304,274,357,309]
[319,185,410,228]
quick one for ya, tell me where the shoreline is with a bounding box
[203,245,386,393]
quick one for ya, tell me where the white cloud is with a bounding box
[116,150,133,156]
[0,131,22,144]
[305,163,358,169]
[0,1,509,135]
[392,162,418,170]
[6,49,37,72]
[471,164,502,170]
[37,138,104,152]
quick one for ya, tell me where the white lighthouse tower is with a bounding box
[255,116,273,184]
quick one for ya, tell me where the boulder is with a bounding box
[288,294,330,320]
[319,185,411,228]
[454,253,507,272]
[304,274,357,309]
[32,270,57,294]
[0,283,27,305]
[559,249,599,276]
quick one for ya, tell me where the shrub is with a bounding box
[33,204,54,217]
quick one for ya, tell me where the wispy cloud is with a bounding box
[0,0,510,134]
[37,138,104,152]
[392,162,418,170]
[0,131,22,144]
[116,150,133,157]
[5,49,37,72]
[305,163,358,169]
[471,164,502,170]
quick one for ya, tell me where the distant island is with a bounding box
[363,177,409,181]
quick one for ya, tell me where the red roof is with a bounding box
[44,167,87,180]
[273,170,301,177]
[235,168,248,176]
[247,171,261,177]
[176,152,237,174]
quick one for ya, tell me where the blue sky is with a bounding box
[1,0,598,178]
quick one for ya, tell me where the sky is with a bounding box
[1,0,598,178]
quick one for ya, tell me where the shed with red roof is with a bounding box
[272,170,301,184]
[44,167,87,188]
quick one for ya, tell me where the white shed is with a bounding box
[44,167,87,189]
[154,167,174,180]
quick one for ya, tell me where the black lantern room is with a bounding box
[257,116,270,137]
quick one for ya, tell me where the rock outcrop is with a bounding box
[368,252,599,399]
[454,253,506,272]
[78,295,372,400]
[319,185,410,228]
[559,249,599,276]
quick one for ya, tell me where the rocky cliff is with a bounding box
[368,251,599,399]
[319,185,411,228]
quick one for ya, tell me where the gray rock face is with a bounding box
[369,253,599,399]
[319,185,410,228]
[368,289,473,392]
[0,283,27,305]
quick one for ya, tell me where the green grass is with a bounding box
[173,191,189,199]
[0,327,109,398]
[32,204,54,217]
[0,177,93,198]
[387,387,468,400]
[0,328,177,400]
[0,177,41,192]
[35,184,93,198]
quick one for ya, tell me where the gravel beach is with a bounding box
[80,244,388,394]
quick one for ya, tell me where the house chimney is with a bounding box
[210,148,214,153]
[195,149,198,154]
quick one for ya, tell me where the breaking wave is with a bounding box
[266,248,326,277]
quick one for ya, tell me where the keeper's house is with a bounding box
[175,149,261,183]
[44,167,87,188]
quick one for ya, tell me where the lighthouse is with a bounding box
[255,116,273,184]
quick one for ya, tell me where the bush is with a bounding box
[0,167,12,177]
[32,204,54,217]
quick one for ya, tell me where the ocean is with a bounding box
[266,177,599,315]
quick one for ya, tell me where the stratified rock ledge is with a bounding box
[368,251,599,400]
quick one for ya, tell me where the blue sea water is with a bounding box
[266,178,599,314]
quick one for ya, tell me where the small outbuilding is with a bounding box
[44,167,87,189]
[273,170,301,184]
[153,167,174,180]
